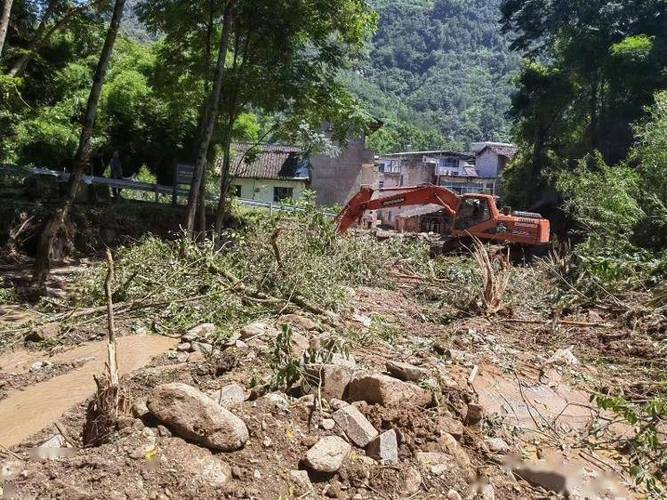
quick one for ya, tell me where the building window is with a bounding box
[231,185,241,197]
[378,163,385,173]
[440,158,458,169]
[273,186,293,202]
[378,180,384,190]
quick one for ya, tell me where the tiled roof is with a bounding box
[225,143,310,180]
[480,145,518,159]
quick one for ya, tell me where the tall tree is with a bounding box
[33,0,127,286]
[0,0,13,58]
[184,0,233,236]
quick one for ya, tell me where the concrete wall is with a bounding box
[310,138,376,207]
[476,150,500,178]
[231,177,308,203]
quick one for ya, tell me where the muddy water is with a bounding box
[0,335,177,448]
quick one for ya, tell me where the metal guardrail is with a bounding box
[0,165,336,216]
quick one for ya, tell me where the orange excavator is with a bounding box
[336,185,550,247]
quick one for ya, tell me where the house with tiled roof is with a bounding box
[226,143,311,203]
[471,142,518,179]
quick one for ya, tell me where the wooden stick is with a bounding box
[104,249,118,386]
[501,318,614,328]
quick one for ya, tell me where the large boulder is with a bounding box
[305,436,351,473]
[347,373,432,407]
[147,383,248,451]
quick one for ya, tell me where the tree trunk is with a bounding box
[214,134,234,237]
[0,0,14,59]
[184,1,234,237]
[33,0,126,287]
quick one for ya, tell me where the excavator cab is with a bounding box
[454,196,492,230]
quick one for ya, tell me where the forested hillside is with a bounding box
[354,0,518,152]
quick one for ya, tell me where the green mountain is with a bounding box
[352,0,519,151]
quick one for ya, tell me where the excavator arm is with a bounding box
[336,185,462,233]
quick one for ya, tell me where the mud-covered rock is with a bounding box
[347,373,432,407]
[239,321,279,340]
[278,314,319,332]
[183,323,216,342]
[305,436,351,473]
[162,438,232,487]
[147,383,248,451]
[209,383,247,407]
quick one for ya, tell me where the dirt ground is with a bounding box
[0,262,659,499]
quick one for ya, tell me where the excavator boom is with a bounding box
[336,185,550,247]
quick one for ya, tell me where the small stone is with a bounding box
[240,321,279,340]
[191,341,213,354]
[231,466,244,479]
[416,452,452,475]
[305,436,351,473]
[437,415,464,440]
[480,483,495,500]
[176,342,191,352]
[263,436,272,448]
[331,352,356,369]
[465,403,484,425]
[329,398,348,411]
[545,346,579,367]
[157,425,172,437]
[210,383,247,408]
[187,351,205,364]
[447,490,462,500]
[162,439,231,488]
[305,364,353,400]
[321,418,336,431]
[437,433,473,471]
[352,314,372,328]
[40,433,67,448]
[264,392,290,410]
[30,361,51,372]
[279,314,319,332]
[401,467,422,495]
[290,469,312,491]
[184,323,216,341]
[333,405,378,447]
[348,373,432,407]
[365,429,398,464]
[296,394,315,407]
[485,437,510,454]
[253,470,262,479]
[386,360,430,382]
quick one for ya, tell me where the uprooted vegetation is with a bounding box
[1,201,667,498]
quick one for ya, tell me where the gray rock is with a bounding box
[176,342,191,352]
[305,436,351,473]
[264,392,290,410]
[183,323,216,341]
[191,341,213,354]
[331,352,356,369]
[131,398,149,418]
[305,364,353,400]
[366,429,398,464]
[147,383,248,451]
[210,383,247,407]
[162,439,232,488]
[447,490,462,500]
[437,432,473,471]
[485,437,510,454]
[329,398,348,411]
[348,373,432,407]
[240,321,279,340]
[416,452,453,475]
[290,470,312,492]
[321,418,336,431]
[333,405,378,447]
[480,483,495,500]
[386,360,430,382]
[25,323,60,342]
[401,467,422,495]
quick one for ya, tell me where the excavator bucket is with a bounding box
[336,187,374,233]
